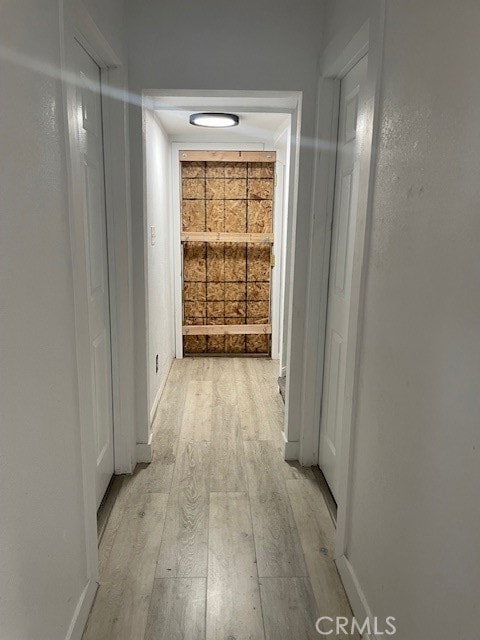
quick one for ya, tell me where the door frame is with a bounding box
[273,121,291,377]
[299,9,386,560]
[60,0,135,632]
[141,91,301,460]
[317,53,369,503]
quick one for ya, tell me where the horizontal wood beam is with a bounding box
[181,231,274,244]
[179,150,276,163]
[183,324,272,336]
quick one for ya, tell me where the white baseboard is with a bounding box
[283,432,300,460]
[138,357,173,465]
[65,578,98,640]
[136,431,153,463]
[149,356,174,425]
[336,555,376,640]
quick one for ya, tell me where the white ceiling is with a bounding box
[154,110,290,143]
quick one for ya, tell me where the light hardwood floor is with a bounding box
[83,358,357,640]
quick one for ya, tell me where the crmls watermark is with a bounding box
[315,616,397,636]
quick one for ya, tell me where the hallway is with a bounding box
[83,358,354,639]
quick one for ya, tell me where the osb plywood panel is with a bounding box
[182,159,273,355]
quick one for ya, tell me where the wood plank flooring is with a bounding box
[83,358,356,640]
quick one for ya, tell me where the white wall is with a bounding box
[323,1,480,637]
[145,111,175,423]
[82,0,126,57]
[0,1,127,638]
[323,0,375,57]
[127,0,326,449]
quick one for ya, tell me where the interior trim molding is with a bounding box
[136,432,153,464]
[149,357,174,426]
[336,555,376,640]
[283,432,300,460]
[64,578,98,640]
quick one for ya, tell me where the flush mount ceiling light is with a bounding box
[189,112,240,128]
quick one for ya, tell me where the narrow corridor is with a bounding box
[83,359,355,639]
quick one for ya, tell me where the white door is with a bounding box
[74,41,114,508]
[319,55,368,501]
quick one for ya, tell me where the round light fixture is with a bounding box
[189,112,240,128]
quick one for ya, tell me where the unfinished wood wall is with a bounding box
[181,153,275,355]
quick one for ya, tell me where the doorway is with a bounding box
[180,150,275,356]
[73,40,115,508]
[318,55,368,502]
[142,95,300,459]
[62,3,136,627]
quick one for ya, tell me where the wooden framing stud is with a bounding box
[181,231,273,244]
[179,150,276,163]
[182,324,272,336]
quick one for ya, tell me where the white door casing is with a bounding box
[272,161,285,361]
[319,55,368,501]
[60,2,137,632]
[74,41,114,508]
